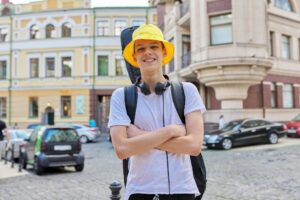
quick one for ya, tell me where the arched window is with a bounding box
[30,25,39,39]
[274,0,293,12]
[62,22,72,37]
[45,24,55,38]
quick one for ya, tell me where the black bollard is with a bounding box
[18,145,22,172]
[4,143,8,165]
[109,181,122,200]
[11,144,15,168]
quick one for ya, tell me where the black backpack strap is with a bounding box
[123,84,138,186]
[171,81,207,199]
[170,81,185,124]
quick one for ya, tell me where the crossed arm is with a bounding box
[110,110,204,160]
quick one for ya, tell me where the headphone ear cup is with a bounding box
[155,82,166,95]
[140,82,151,95]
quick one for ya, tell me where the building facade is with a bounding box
[151,0,300,123]
[0,0,156,130]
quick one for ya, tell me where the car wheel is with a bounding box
[80,136,89,144]
[34,157,44,175]
[222,138,232,150]
[268,133,278,144]
[75,164,84,172]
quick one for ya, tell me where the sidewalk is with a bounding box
[0,161,28,180]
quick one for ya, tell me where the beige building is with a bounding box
[0,0,156,130]
[151,0,300,123]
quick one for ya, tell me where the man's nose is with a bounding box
[144,47,152,55]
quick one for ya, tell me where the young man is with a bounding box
[108,24,206,200]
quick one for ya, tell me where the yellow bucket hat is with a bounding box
[123,24,174,68]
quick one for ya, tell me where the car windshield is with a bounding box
[292,114,300,121]
[16,131,29,140]
[221,120,243,131]
[45,128,78,142]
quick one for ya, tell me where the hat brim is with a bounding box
[123,40,174,68]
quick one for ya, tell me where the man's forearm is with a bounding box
[157,135,202,156]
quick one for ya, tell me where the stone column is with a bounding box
[276,83,283,108]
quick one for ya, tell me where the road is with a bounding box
[0,136,299,200]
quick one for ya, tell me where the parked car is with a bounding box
[0,129,32,161]
[22,126,84,175]
[286,114,300,137]
[204,119,286,150]
[27,123,42,130]
[58,124,101,144]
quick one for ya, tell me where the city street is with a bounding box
[0,135,299,200]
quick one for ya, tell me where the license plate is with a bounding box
[288,129,296,134]
[54,145,71,151]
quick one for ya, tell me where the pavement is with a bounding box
[0,160,28,179]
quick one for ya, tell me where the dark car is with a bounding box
[22,126,84,175]
[204,119,286,150]
[286,114,300,137]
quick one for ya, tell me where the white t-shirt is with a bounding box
[108,82,206,200]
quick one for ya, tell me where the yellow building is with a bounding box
[0,0,156,131]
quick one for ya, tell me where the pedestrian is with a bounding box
[108,24,206,200]
[0,119,8,141]
[0,120,9,152]
[218,115,225,130]
[89,115,97,127]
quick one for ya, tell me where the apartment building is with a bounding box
[150,0,300,123]
[0,0,156,130]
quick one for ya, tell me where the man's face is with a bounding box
[133,39,166,70]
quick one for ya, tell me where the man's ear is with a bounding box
[132,53,137,62]
[163,48,167,57]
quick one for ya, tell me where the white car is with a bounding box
[58,124,101,144]
[0,129,32,160]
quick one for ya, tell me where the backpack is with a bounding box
[123,82,207,200]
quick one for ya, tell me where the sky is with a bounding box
[10,0,150,7]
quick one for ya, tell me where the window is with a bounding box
[62,22,71,37]
[271,82,277,108]
[0,97,6,118]
[45,24,55,38]
[132,19,145,26]
[210,13,232,45]
[281,35,291,59]
[182,35,191,67]
[114,20,126,36]
[115,56,126,76]
[61,96,71,117]
[97,55,108,76]
[0,27,8,42]
[46,57,55,78]
[270,31,275,56]
[275,0,293,12]
[61,56,72,77]
[29,97,38,118]
[30,58,39,78]
[30,25,39,39]
[283,84,293,108]
[0,61,7,80]
[97,20,109,36]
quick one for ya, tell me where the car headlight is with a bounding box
[208,135,222,143]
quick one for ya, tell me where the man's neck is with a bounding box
[141,73,166,92]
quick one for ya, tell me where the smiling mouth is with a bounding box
[143,58,156,62]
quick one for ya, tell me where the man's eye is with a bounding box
[137,47,145,52]
[151,45,159,49]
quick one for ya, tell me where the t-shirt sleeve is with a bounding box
[183,82,206,115]
[108,87,131,128]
